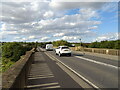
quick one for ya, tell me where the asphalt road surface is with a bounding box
[26,49,82,89]
[45,50,119,89]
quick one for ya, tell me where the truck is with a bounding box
[46,44,53,51]
[55,46,71,57]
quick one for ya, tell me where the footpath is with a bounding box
[25,48,81,89]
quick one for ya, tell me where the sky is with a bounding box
[0,0,119,43]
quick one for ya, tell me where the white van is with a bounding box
[46,44,53,51]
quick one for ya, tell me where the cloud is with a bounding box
[28,35,35,39]
[101,2,118,13]
[1,2,49,24]
[62,36,77,40]
[1,0,119,2]
[1,23,6,31]
[0,1,117,42]
[53,33,64,37]
[88,26,98,30]
[43,10,54,18]
[94,33,119,42]
[49,1,106,10]
[14,36,21,39]
[41,37,50,41]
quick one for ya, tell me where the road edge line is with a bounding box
[44,52,101,90]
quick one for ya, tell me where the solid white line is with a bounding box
[75,56,118,69]
[45,52,56,61]
[45,52,100,89]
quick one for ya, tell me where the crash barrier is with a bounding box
[2,48,35,89]
[70,47,120,56]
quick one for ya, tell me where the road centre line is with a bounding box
[75,56,118,69]
[45,52,100,89]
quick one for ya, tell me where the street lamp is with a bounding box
[79,38,82,49]
[79,38,85,55]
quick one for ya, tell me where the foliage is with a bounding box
[52,40,71,47]
[1,42,36,72]
[88,40,120,49]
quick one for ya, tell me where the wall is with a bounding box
[2,48,35,89]
[70,47,120,56]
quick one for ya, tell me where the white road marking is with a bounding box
[45,52,100,90]
[45,52,56,61]
[75,56,118,69]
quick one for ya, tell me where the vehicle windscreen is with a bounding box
[62,47,69,49]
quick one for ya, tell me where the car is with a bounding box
[55,46,71,57]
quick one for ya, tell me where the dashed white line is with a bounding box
[75,56,118,69]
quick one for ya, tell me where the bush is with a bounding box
[2,42,26,62]
[88,40,120,49]
[1,42,34,72]
[52,40,71,46]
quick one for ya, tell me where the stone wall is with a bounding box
[2,48,35,89]
[70,47,120,56]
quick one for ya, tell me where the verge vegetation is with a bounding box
[88,40,120,49]
[1,42,36,72]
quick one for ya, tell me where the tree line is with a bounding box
[1,40,119,72]
[38,40,120,49]
[88,40,120,49]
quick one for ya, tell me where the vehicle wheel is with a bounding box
[56,53,58,55]
[69,53,71,56]
[59,53,61,57]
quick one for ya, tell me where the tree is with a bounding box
[88,40,120,49]
[52,40,71,46]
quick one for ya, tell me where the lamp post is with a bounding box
[79,38,85,55]
[79,38,81,49]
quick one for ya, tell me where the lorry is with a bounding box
[55,46,71,57]
[46,44,53,51]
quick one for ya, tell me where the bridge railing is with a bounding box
[70,47,120,56]
[2,48,35,89]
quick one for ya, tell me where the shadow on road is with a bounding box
[72,53,84,57]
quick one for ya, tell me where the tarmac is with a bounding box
[26,49,81,89]
[73,51,119,61]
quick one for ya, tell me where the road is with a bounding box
[44,49,118,88]
[26,49,82,89]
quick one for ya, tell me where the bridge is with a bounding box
[2,47,119,89]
